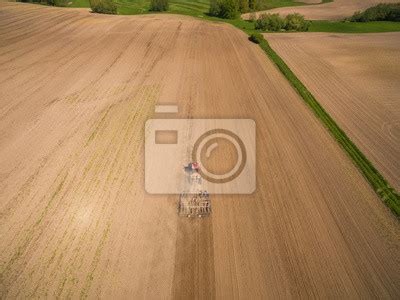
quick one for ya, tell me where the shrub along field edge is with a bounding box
[248,33,400,217]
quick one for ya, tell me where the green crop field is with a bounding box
[67,0,209,15]
[117,0,209,16]
[257,0,332,10]
[67,0,330,16]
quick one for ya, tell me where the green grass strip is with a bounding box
[252,33,400,217]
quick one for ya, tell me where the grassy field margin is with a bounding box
[248,33,400,217]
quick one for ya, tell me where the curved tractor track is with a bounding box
[0,2,399,298]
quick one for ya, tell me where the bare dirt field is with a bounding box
[243,0,400,20]
[1,2,399,298]
[265,32,400,191]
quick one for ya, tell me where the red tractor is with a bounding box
[179,162,211,218]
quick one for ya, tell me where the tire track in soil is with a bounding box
[172,217,216,300]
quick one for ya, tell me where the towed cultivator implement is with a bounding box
[178,163,211,217]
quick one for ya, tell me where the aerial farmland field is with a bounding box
[265,32,400,190]
[244,0,400,20]
[0,1,399,299]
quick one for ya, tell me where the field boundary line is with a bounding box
[250,33,400,217]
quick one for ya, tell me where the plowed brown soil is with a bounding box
[243,0,400,20]
[1,3,399,299]
[265,32,400,191]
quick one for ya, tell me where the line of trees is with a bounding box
[150,0,169,12]
[254,13,310,32]
[89,0,117,14]
[18,0,68,6]
[210,0,258,19]
[349,3,400,22]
